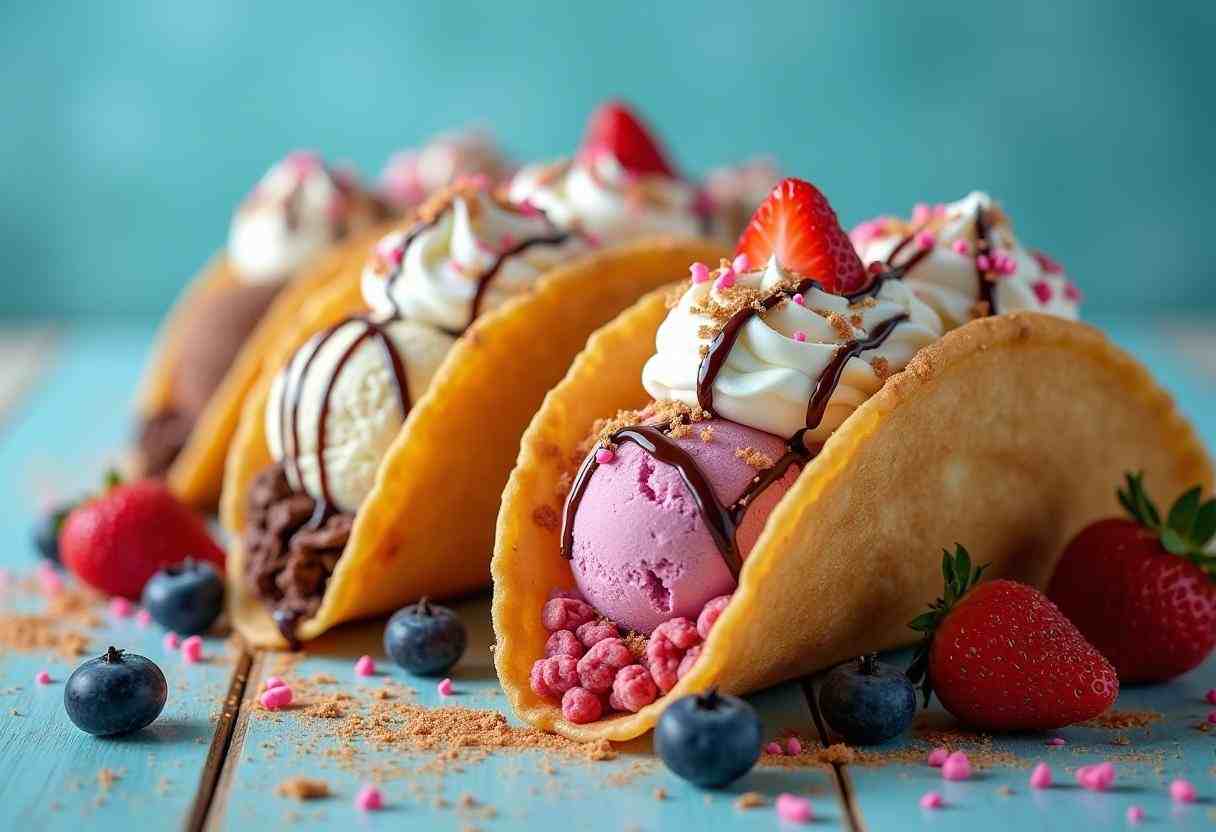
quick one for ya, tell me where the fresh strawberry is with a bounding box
[735,178,868,294]
[60,475,225,600]
[1048,473,1216,683]
[908,545,1118,731]
[577,100,677,179]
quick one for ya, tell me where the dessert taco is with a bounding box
[491,178,1212,741]
[219,168,727,647]
[136,135,512,510]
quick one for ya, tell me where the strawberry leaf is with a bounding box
[1194,499,1216,548]
[1119,471,1162,531]
[1161,527,1190,557]
[1167,486,1202,539]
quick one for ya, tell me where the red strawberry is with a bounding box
[735,178,868,294]
[908,545,1118,731]
[60,475,225,600]
[1048,473,1216,683]
[577,100,677,179]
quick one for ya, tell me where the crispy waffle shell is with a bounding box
[491,286,1213,742]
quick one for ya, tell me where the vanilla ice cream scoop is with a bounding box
[852,191,1081,329]
[228,151,379,285]
[642,257,943,441]
[379,128,513,211]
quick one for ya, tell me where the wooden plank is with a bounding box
[0,323,241,829]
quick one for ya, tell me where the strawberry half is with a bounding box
[577,100,677,179]
[736,178,868,294]
[1048,473,1216,683]
[908,545,1118,732]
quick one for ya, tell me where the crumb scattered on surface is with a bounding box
[735,791,766,809]
[735,446,774,470]
[276,777,330,800]
[1081,710,1162,730]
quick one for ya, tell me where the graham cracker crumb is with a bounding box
[653,787,668,801]
[699,426,714,442]
[734,446,774,470]
[96,768,122,793]
[735,791,766,809]
[827,312,853,340]
[1081,710,1162,730]
[276,777,330,800]
[870,356,892,381]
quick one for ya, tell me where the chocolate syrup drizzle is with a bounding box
[884,206,999,315]
[560,271,908,577]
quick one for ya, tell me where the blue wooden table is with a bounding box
[0,317,1212,831]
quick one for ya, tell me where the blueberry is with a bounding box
[32,502,75,563]
[141,560,224,635]
[64,646,167,736]
[655,689,761,788]
[383,597,467,676]
[818,654,916,744]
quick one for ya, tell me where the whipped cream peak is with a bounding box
[852,191,1081,327]
[361,181,587,332]
[642,258,943,440]
[228,151,373,285]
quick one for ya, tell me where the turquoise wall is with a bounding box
[2,1,1213,318]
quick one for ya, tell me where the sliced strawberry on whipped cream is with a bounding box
[577,100,678,179]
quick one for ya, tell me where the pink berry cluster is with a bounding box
[530,590,732,724]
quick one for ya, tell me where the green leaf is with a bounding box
[941,550,955,591]
[1161,527,1189,556]
[908,612,938,632]
[954,545,972,595]
[1192,499,1216,548]
[1167,487,1202,540]
[1119,471,1163,530]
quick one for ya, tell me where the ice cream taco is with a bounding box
[490,177,1212,741]
[219,163,727,647]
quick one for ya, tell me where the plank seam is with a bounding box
[185,648,253,832]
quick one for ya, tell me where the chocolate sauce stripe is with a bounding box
[884,208,998,315]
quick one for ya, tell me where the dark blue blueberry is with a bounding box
[141,560,224,635]
[383,597,467,676]
[655,689,761,788]
[818,654,916,744]
[64,646,167,736]
[32,502,75,563]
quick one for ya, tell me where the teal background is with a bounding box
[1,0,1213,319]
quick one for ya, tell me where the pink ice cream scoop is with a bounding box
[568,417,799,633]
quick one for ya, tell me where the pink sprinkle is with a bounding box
[1032,250,1063,274]
[927,747,950,767]
[260,685,293,710]
[775,794,813,823]
[35,670,52,686]
[786,737,803,756]
[181,635,204,664]
[37,565,63,595]
[595,447,616,465]
[714,269,736,290]
[1126,806,1145,824]
[765,742,783,755]
[952,239,971,255]
[1207,711,1216,725]
[110,597,133,618]
[1076,762,1115,791]
[265,676,288,690]
[285,150,321,176]
[911,202,933,225]
[1032,280,1053,304]
[1169,778,1196,803]
[1063,282,1082,302]
[976,254,992,272]
[1207,689,1216,705]
[437,678,454,697]
[732,254,750,273]
[354,655,375,677]
[995,252,1018,275]
[135,609,151,627]
[919,791,944,810]
[583,230,602,248]
[163,632,180,652]
[517,199,540,217]
[354,784,383,811]
[941,751,971,781]
[791,293,805,306]
[689,262,711,284]
[849,218,889,246]
[1029,762,1052,789]
[1047,737,1066,747]
[792,330,807,342]
[915,231,936,250]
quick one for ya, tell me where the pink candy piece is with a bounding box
[109,597,133,618]
[919,791,944,810]
[595,447,616,465]
[260,684,293,710]
[714,270,736,291]
[1032,250,1063,274]
[265,676,288,690]
[952,239,971,255]
[37,563,63,595]
[576,638,633,694]
[1126,806,1145,824]
[1046,737,1066,747]
[35,670,52,686]
[545,630,586,659]
[1206,710,1216,725]
[1204,689,1216,705]
[764,742,783,755]
[689,262,711,284]
[1064,282,1082,302]
[786,737,803,756]
[163,632,181,651]
[695,594,731,639]
[610,665,657,713]
[791,292,805,306]
[792,330,807,343]
[1032,281,1053,304]
[437,678,454,697]
[915,231,936,250]
[1169,778,1196,803]
[775,794,813,823]
[927,747,950,767]
[1029,762,1052,789]
[354,784,383,811]
[135,609,151,627]
[976,254,992,272]
[732,254,750,273]
[676,644,702,680]
[575,620,617,649]
[646,618,702,693]
[941,751,971,781]
[530,656,580,700]
[911,202,933,225]
[542,598,597,632]
[354,655,375,677]
[181,635,204,664]
[1076,762,1115,792]
[561,686,603,724]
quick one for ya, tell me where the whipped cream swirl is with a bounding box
[379,128,512,211]
[362,187,586,333]
[508,153,702,246]
[852,191,1081,329]
[642,258,943,441]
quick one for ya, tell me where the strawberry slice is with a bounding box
[736,177,867,294]
[577,100,677,179]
